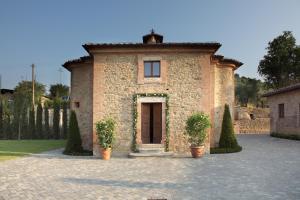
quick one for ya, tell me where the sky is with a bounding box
[0,0,300,90]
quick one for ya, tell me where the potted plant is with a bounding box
[95,118,116,160]
[185,112,210,158]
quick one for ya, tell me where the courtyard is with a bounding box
[0,135,299,200]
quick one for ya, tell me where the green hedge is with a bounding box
[270,132,300,140]
[210,146,242,154]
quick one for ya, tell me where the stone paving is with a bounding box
[0,135,300,200]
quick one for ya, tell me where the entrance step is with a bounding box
[128,151,174,158]
[138,144,164,153]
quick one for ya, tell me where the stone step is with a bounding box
[138,144,165,153]
[128,151,174,158]
[139,144,164,148]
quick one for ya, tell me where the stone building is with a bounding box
[63,31,242,156]
[263,83,300,136]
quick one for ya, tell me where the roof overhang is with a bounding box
[62,56,92,71]
[262,83,300,97]
[211,55,243,70]
[82,42,221,54]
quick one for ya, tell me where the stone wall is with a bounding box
[70,64,93,150]
[93,53,214,154]
[234,107,270,134]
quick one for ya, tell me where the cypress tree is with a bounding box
[44,105,50,139]
[4,115,12,139]
[28,106,35,139]
[62,101,68,139]
[36,102,43,139]
[0,101,3,139]
[21,107,28,139]
[64,110,83,154]
[53,100,60,139]
[219,104,240,148]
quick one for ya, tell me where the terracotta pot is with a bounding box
[190,146,205,158]
[101,148,111,160]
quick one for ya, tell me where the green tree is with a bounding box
[235,74,267,107]
[0,100,3,138]
[258,31,300,89]
[28,106,35,139]
[14,81,46,105]
[44,104,51,139]
[219,104,240,149]
[53,100,60,139]
[62,101,68,139]
[20,107,28,139]
[49,84,69,99]
[36,102,43,139]
[64,111,83,154]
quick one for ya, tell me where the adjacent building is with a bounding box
[63,31,242,155]
[263,83,300,136]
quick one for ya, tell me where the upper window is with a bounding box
[278,103,284,118]
[144,61,160,77]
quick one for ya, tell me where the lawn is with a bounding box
[0,140,66,161]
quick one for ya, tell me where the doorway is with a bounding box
[141,103,162,144]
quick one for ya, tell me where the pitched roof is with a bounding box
[62,56,92,71]
[262,83,300,97]
[212,55,243,68]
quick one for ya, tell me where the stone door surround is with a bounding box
[136,97,166,145]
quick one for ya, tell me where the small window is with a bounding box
[278,104,284,118]
[144,61,160,77]
[74,102,80,108]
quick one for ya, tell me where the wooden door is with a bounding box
[141,103,162,144]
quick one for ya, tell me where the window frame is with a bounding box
[144,61,161,78]
[278,103,285,118]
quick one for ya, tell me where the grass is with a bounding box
[270,132,300,140]
[0,140,66,161]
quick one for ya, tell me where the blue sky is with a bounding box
[0,0,300,90]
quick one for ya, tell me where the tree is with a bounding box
[20,107,28,139]
[44,104,51,139]
[36,102,43,139]
[235,74,267,107]
[0,100,3,138]
[258,31,300,89]
[14,81,46,105]
[219,104,240,149]
[53,100,60,139]
[64,111,83,154]
[28,106,35,139]
[62,101,68,139]
[49,84,69,99]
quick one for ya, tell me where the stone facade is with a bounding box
[63,32,242,155]
[264,86,300,136]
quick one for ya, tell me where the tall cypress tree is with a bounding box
[219,104,240,148]
[28,106,35,139]
[44,105,50,139]
[36,102,43,139]
[21,107,28,139]
[0,101,3,139]
[62,101,68,139]
[64,110,83,154]
[53,100,60,139]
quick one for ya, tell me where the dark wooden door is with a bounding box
[141,103,162,144]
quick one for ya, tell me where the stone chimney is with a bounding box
[143,29,163,44]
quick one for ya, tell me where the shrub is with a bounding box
[184,112,210,146]
[36,102,43,139]
[95,118,116,149]
[62,101,68,139]
[44,105,51,139]
[64,110,83,154]
[219,104,241,149]
[270,132,300,140]
[28,106,35,139]
[53,100,60,139]
[210,146,242,154]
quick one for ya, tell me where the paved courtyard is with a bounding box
[0,135,299,200]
